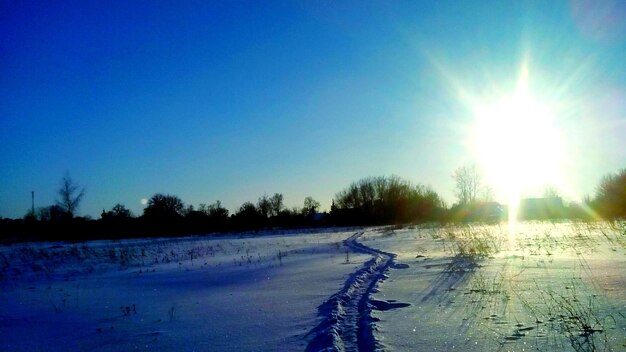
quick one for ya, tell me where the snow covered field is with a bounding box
[364,222,626,351]
[0,229,370,351]
[1,223,625,351]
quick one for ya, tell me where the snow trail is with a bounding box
[306,231,396,352]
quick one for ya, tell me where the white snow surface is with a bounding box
[2,222,626,351]
[363,222,626,351]
[0,228,370,351]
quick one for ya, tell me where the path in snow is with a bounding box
[306,231,404,351]
[0,230,368,351]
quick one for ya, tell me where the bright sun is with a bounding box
[471,67,565,221]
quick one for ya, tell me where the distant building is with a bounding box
[470,201,504,222]
[450,201,504,223]
[518,197,565,220]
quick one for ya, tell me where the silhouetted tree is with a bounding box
[270,193,284,217]
[37,205,66,222]
[183,204,211,233]
[56,173,85,218]
[143,193,184,219]
[257,194,272,218]
[182,204,195,216]
[233,201,263,228]
[202,200,228,219]
[334,175,444,224]
[100,204,135,237]
[108,204,133,219]
[593,168,626,219]
[237,202,258,216]
[205,200,229,229]
[302,196,320,216]
[23,208,37,223]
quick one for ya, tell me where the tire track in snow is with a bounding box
[306,231,396,352]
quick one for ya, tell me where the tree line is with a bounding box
[1,167,625,242]
[332,176,444,225]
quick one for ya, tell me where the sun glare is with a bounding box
[472,67,565,227]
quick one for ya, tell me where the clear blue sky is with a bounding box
[1,1,625,219]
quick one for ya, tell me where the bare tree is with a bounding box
[56,173,85,217]
[543,186,560,198]
[109,204,132,218]
[452,163,482,205]
[481,185,495,202]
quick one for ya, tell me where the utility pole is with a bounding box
[31,191,35,214]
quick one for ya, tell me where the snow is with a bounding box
[1,222,625,351]
[362,222,626,351]
[0,229,370,351]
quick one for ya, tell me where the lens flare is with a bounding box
[471,65,566,230]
